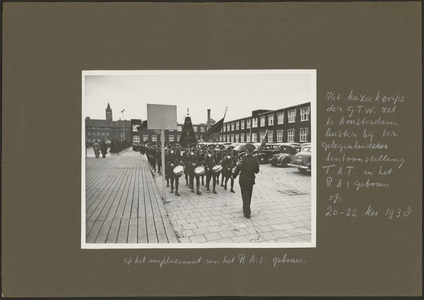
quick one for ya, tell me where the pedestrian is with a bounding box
[233,143,260,219]
[93,140,100,158]
[100,139,108,158]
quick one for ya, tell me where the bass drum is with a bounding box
[212,164,223,173]
[173,165,185,176]
[194,166,205,176]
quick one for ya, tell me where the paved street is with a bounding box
[85,148,312,245]
[154,155,312,244]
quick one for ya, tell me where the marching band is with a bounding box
[142,142,239,197]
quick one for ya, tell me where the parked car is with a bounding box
[252,144,283,164]
[132,143,141,151]
[269,143,301,167]
[235,143,261,159]
[288,145,311,173]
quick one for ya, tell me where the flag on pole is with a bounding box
[178,116,198,147]
[202,117,224,142]
[137,120,148,131]
[260,129,269,149]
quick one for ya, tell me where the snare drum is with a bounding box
[212,165,223,173]
[173,165,184,176]
[194,166,205,176]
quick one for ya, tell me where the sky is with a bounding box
[84,70,315,124]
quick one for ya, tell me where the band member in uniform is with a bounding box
[233,143,260,219]
[204,145,217,194]
[166,147,182,196]
[182,145,191,186]
[222,148,236,193]
[190,144,203,195]
[197,146,206,186]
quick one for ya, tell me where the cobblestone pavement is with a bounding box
[152,156,313,245]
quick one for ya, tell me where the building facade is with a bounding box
[131,121,212,145]
[221,102,311,144]
[85,103,131,144]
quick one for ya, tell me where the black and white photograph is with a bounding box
[82,70,316,248]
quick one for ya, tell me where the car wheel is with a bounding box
[258,156,267,164]
[270,157,278,166]
[281,158,289,168]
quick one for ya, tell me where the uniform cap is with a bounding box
[245,143,255,151]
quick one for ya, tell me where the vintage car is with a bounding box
[252,144,284,164]
[288,145,312,173]
[235,143,261,159]
[269,143,301,167]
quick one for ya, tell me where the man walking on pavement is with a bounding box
[233,143,259,219]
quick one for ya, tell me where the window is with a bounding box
[193,126,198,132]
[300,107,310,121]
[268,114,274,126]
[288,110,296,123]
[88,132,91,135]
[151,135,157,142]
[227,134,230,142]
[143,135,149,141]
[300,128,309,142]
[268,130,273,143]
[235,133,239,142]
[260,116,265,127]
[241,120,245,130]
[223,124,226,132]
[231,122,235,131]
[252,118,258,128]
[200,127,205,132]
[236,121,239,130]
[259,131,266,141]
[177,135,180,141]
[177,125,182,131]
[277,112,284,124]
[101,132,105,135]
[231,134,234,142]
[252,133,257,142]
[133,135,140,143]
[287,129,295,142]
[277,130,284,142]
[246,119,251,129]
[246,134,251,142]
[240,133,245,142]
[169,135,174,142]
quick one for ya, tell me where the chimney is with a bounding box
[207,109,211,129]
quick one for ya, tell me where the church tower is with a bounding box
[106,103,112,121]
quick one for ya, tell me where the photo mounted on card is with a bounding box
[82,70,317,249]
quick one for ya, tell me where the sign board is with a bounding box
[146,104,177,130]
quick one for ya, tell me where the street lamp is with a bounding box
[121,109,125,142]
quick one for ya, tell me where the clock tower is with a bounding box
[106,103,112,121]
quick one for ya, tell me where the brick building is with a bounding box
[85,103,131,144]
[221,102,311,144]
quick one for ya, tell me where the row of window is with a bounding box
[131,128,309,144]
[222,107,309,133]
[88,132,109,136]
[219,128,309,143]
[131,125,206,133]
